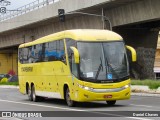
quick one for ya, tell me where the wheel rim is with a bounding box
[28,88,32,101]
[32,86,36,101]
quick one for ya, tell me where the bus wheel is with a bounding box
[31,85,40,102]
[106,100,116,106]
[65,88,75,107]
[28,87,33,101]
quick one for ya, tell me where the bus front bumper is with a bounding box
[74,86,131,102]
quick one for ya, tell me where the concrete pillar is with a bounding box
[114,28,159,79]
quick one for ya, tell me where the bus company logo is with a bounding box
[0,0,11,13]
[21,67,33,72]
[0,0,11,6]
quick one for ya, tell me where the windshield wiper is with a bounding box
[95,57,103,80]
[105,57,120,80]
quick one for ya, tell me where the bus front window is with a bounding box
[77,41,129,82]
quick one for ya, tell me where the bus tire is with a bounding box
[31,85,41,102]
[65,87,75,107]
[106,100,116,106]
[28,87,33,101]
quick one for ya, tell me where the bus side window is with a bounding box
[19,47,31,64]
[44,41,57,61]
[57,40,66,64]
[28,46,33,63]
[66,39,77,70]
[18,48,23,63]
[23,47,29,63]
[71,54,78,77]
[32,44,43,62]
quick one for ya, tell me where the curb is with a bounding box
[131,92,160,97]
[0,85,18,89]
[131,85,160,94]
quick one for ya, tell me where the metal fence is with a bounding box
[0,0,59,21]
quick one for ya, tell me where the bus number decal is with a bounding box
[21,67,33,72]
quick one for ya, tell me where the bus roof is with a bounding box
[19,29,123,48]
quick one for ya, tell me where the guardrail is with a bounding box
[0,0,59,21]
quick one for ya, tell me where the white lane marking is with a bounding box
[130,104,153,108]
[0,99,152,120]
[127,117,153,120]
[0,99,83,111]
[0,117,22,120]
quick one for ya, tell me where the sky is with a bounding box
[1,0,41,10]
[0,0,59,16]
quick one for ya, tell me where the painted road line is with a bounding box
[0,117,22,120]
[127,117,153,120]
[0,99,153,120]
[130,104,160,111]
[0,99,83,112]
[130,104,153,108]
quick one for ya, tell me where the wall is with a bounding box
[105,0,160,26]
[0,53,18,75]
[0,14,104,48]
[114,28,159,79]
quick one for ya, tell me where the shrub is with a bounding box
[1,78,8,83]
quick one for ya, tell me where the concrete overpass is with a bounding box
[0,0,159,78]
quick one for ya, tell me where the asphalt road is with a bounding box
[0,88,160,120]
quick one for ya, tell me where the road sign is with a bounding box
[0,7,6,13]
[107,73,113,79]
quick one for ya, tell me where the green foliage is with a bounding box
[0,78,8,83]
[0,82,19,86]
[131,79,160,89]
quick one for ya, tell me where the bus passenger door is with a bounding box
[54,40,70,98]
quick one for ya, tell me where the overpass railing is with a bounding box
[0,0,59,21]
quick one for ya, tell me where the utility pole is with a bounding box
[58,9,112,30]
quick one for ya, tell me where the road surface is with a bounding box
[0,87,159,120]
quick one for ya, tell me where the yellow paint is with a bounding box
[0,53,17,74]
[19,29,122,48]
[18,29,132,103]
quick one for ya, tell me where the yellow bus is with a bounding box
[18,29,136,107]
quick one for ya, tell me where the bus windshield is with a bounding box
[77,41,129,82]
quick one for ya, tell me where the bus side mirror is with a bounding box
[126,45,137,62]
[70,46,80,64]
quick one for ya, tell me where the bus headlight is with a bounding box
[123,84,130,89]
[77,83,93,91]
